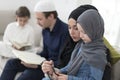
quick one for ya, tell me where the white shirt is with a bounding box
[3,22,34,46]
[0,22,35,58]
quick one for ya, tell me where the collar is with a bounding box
[50,18,61,33]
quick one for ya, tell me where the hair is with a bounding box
[43,11,58,19]
[16,6,30,18]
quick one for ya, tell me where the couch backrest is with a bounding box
[0,10,15,34]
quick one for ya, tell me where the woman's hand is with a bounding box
[42,60,54,75]
[57,73,68,80]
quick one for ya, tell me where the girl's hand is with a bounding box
[57,73,68,80]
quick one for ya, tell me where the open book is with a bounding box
[11,41,31,50]
[12,49,46,65]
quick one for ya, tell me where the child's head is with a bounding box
[16,6,30,27]
[68,5,98,42]
[77,9,104,43]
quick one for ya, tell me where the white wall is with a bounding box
[92,0,120,47]
[0,0,39,11]
[0,0,92,23]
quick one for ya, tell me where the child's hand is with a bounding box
[57,73,68,80]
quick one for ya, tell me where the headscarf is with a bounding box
[68,9,107,75]
[68,4,98,21]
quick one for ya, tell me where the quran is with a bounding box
[11,41,31,50]
[12,49,46,65]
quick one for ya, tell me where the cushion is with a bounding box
[103,38,120,65]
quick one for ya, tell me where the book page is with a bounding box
[11,41,31,49]
[12,49,46,65]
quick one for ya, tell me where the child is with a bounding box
[3,6,34,51]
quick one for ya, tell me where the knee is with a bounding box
[6,59,20,67]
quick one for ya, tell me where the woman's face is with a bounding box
[68,18,81,42]
[77,23,91,43]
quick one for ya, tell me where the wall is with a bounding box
[92,0,120,47]
[0,0,92,22]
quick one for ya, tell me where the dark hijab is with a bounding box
[68,4,98,21]
[68,9,107,75]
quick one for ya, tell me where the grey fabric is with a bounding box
[67,9,107,75]
[67,41,83,75]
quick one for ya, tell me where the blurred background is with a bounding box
[0,0,120,48]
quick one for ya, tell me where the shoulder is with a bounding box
[5,22,17,30]
[25,24,34,31]
[7,22,17,27]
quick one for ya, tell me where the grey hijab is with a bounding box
[67,9,107,75]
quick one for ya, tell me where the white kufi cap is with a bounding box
[34,0,56,12]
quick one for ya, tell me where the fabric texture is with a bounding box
[37,18,69,67]
[0,58,44,80]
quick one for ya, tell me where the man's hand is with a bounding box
[21,61,38,68]
[42,60,54,75]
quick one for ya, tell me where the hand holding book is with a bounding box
[11,41,31,50]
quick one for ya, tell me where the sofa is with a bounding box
[0,10,43,78]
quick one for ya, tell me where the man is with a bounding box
[34,0,75,68]
[0,0,75,80]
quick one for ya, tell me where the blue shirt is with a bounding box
[60,61,103,80]
[60,46,104,80]
[42,61,103,80]
[42,46,104,80]
[38,18,69,67]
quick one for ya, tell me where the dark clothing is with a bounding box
[0,59,44,80]
[0,18,75,80]
[102,48,112,80]
[39,18,71,67]
[57,35,76,68]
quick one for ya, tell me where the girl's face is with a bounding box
[68,18,81,42]
[16,16,29,27]
[77,23,91,43]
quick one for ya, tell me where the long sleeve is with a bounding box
[68,62,104,80]
[60,61,72,74]
[3,24,12,45]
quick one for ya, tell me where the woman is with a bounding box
[42,9,107,80]
[58,5,98,68]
